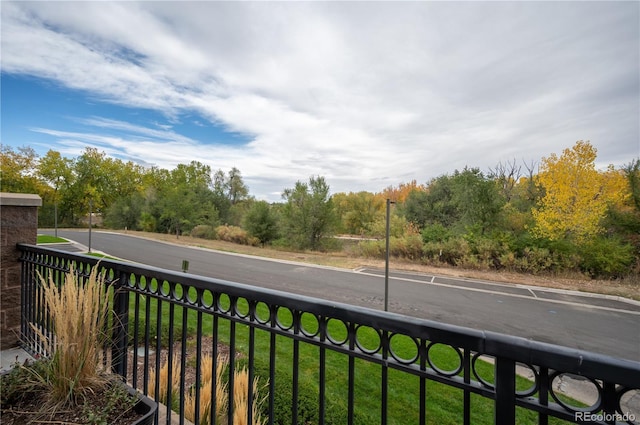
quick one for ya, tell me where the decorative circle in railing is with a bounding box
[426,343,463,377]
[160,280,171,297]
[134,275,146,291]
[124,273,134,288]
[201,289,214,308]
[186,286,198,305]
[172,283,184,301]
[549,372,602,413]
[254,301,271,324]
[389,333,419,365]
[234,297,250,318]
[217,293,232,313]
[355,325,382,355]
[472,353,496,389]
[514,363,538,397]
[148,278,159,295]
[300,312,320,338]
[618,388,640,424]
[326,318,349,346]
[276,306,294,330]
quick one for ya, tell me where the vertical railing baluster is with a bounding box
[348,322,356,425]
[381,330,389,425]
[247,302,256,425]
[166,294,175,425]
[538,366,548,425]
[212,314,219,425]
[194,308,203,425]
[143,288,152,396]
[464,348,471,425]
[419,339,427,425]
[179,303,188,425]
[111,270,129,378]
[228,319,236,425]
[319,316,327,425]
[154,294,163,425]
[494,357,516,425]
[132,287,140,389]
[292,310,300,425]
[268,306,277,425]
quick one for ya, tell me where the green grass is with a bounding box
[123,279,577,425]
[37,234,68,244]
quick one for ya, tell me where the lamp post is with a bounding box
[384,198,395,311]
[88,199,93,253]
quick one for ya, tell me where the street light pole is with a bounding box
[384,198,394,312]
[88,199,93,253]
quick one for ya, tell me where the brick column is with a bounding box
[0,193,42,349]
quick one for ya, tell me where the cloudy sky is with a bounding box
[2,1,638,201]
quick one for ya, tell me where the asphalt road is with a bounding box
[39,229,640,361]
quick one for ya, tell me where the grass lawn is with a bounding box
[37,234,68,244]
[125,280,575,425]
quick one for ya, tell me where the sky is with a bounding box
[2,1,639,202]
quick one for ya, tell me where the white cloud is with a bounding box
[2,1,638,200]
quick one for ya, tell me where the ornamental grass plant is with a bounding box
[0,265,146,425]
[31,265,111,405]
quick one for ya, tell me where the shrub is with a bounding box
[191,225,217,240]
[578,237,635,278]
[421,223,450,243]
[422,237,471,266]
[389,235,424,260]
[356,240,385,259]
[216,225,259,246]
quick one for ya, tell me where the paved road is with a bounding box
[39,229,640,361]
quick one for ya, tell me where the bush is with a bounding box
[421,223,450,243]
[578,237,635,278]
[356,236,423,260]
[422,237,471,266]
[215,225,259,246]
[389,235,424,260]
[190,224,217,240]
[356,240,385,258]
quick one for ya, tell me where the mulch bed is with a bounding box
[0,337,232,425]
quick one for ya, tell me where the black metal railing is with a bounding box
[18,244,640,425]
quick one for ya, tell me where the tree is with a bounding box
[244,201,279,245]
[38,150,74,227]
[403,175,459,229]
[450,167,505,235]
[281,176,336,250]
[0,145,43,194]
[333,191,384,235]
[210,168,250,223]
[227,167,249,205]
[531,141,624,242]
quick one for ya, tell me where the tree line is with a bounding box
[2,141,638,278]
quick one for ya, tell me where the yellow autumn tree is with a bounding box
[531,141,627,243]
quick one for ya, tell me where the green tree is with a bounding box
[281,176,336,250]
[211,168,250,223]
[450,167,505,235]
[158,162,217,237]
[244,201,279,245]
[37,150,75,226]
[333,191,384,235]
[403,175,459,229]
[0,145,43,194]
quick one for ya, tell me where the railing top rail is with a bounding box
[18,243,640,388]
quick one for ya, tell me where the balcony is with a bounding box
[10,242,638,425]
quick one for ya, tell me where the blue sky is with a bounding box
[2,1,639,201]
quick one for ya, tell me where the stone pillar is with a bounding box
[0,193,42,349]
